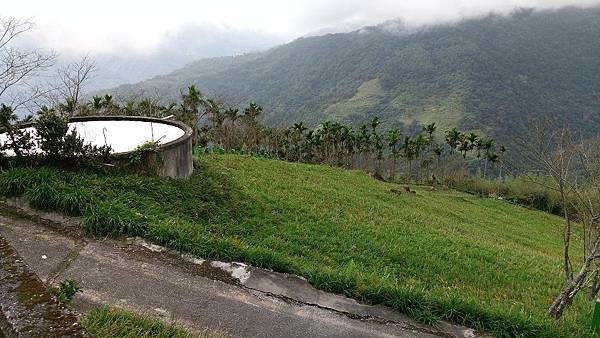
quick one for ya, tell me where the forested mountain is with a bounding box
[107,6,600,145]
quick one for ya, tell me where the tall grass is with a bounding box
[446,174,568,215]
[82,307,218,338]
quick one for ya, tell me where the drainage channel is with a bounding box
[0,235,87,337]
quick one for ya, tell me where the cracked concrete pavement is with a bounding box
[0,209,479,338]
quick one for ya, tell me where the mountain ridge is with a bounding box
[104,6,600,146]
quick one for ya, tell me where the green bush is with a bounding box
[49,279,81,304]
[34,109,111,166]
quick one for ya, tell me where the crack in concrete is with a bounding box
[126,239,462,337]
[119,237,472,338]
[241,286,454,338]
[46,240,87,286]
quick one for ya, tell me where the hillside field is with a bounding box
[0,154,593,336]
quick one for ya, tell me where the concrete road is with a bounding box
[0,212,477,338]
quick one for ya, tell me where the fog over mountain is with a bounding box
[3,0,600,100]
[54,26,285,91]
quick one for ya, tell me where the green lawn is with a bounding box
[0,154,593,337]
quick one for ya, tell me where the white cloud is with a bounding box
[4,0,600,54]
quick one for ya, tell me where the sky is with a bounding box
[4,0,600,55]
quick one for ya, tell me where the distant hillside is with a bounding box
[107,6,600,145]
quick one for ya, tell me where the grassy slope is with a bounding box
[0,155,592,337]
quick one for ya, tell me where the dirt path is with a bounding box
[0,211,477,338]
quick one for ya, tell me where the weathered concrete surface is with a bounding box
[0,234,87,337]
[158,133,193,179]
[0,213,480,338]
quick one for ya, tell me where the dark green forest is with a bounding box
[107,6,600,149]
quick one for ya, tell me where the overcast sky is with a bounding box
[5,0,600,55]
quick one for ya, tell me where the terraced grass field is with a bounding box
[0,154,592,336]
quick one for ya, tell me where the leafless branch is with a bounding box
[55,55,97,113]
[0,16,56,108]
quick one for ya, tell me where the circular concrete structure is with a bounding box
[1,116,194,179]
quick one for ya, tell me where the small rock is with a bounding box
[463,329,476,338]
[41,255,47,259]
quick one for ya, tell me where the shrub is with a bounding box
[35,109,70,159]
[0,104,34,159]
[34,109,112,166]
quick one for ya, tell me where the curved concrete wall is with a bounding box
[68,116,194,179]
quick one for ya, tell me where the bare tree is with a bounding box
[546,136,600,318]
[522,121,576,283]
[518,119,600,318]
[56,55,97,114]
[0,17,55,111]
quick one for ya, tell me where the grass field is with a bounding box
[0,154,593,337]
[82,307,217,337]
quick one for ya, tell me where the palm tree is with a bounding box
[223,107,240,150]
[423,122,436,144]
[341,126,356,168]
[369,117,381,170]
[183,85,202,109]
[59,97,75,115]
[287,122,307,161]
[243,102,263,151]
[292,122,307,134]
[373,132,384,174]
[370,117,380,133]
[355,125,369,167]
[413,134,428,182]
[179,86,204,146]
[481,138,495,177]
[484,152,499,178]
[432,143,444,185]
[466,132,479,151]
[445,128,461,154]
[457,133,472,158]
[387,128,401,181]
[402,136,416,183]
[103,94,113,106]
[244,102,263,119]
[224,107,240,123]
[498,145,507,179]
[90,96,102,111]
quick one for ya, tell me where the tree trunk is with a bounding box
[548,235,600,318]
[560,183,573,283]
[588,270,600,300]
[483,160,488,178]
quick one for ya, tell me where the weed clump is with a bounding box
[49,279,81,304]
